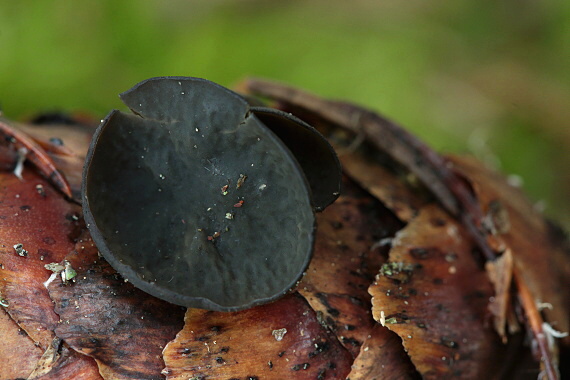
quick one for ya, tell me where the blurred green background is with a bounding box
[1,1,568,228]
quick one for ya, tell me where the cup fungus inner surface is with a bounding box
[83,77,315,311]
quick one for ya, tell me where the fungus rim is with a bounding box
[251,106,342,211]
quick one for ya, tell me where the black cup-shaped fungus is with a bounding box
[82,77,341,311]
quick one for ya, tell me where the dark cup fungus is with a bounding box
[82,77,341,311]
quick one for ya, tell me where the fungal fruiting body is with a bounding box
[83,77,340,311]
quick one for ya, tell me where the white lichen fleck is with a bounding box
[13,147,28,180]
[13,243,27,257]
[542,322,568,339]
[272,328,287,341]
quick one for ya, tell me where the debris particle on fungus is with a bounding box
[233,200,244,208]
[13,243,28,257]
[45,260,77,283]
[45,262,65,273]
[35,184,46,197]
[62,261,77,282]
[236,174,247,189]
[379,262,415,279]
[272,328,288,341]
[291,363,310,371]
[385,317,398,325]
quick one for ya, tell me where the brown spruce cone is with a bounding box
[0,78,567,379]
